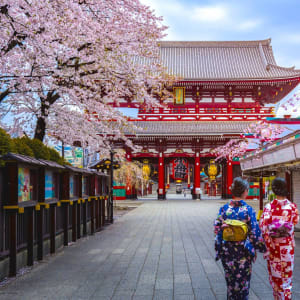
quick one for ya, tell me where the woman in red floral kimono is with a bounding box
[260,177,299,300]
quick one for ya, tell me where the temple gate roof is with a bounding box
[131,121,251,136]
[159,39,300,80]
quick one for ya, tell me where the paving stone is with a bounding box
[194,288,215,299]
[155,278,173,289]
[1,199,299,299]
[134,283,155,295]
[153,288,173,299]
[174,282,194,295]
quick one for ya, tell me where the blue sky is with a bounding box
[141,0,300,69]
[139,0,300,116]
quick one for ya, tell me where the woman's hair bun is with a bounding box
[231,177,249,197]
[271,177,287,197]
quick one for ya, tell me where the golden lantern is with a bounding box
[204,160,220,181]
[142,159,151,180]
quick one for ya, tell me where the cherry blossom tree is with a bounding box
[114,160,148,190]
[213,120,287,160]
[0,0,172,153]
[278,89,300,116]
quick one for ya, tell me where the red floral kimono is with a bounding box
[259,199,299,300]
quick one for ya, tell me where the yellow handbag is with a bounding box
[222,219,248,242]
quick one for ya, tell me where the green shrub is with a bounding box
[0,127,15,156]
[12,137,34,157]
[0,128,69,166]
[47,146,66,165]
[22,138,51,160]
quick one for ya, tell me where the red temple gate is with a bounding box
[112,40,300,199]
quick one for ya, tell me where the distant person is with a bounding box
[183,189,187,198]
[260,177,299,300]
[214,177,266,299]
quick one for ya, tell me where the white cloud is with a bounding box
[192,5,229,23]
[140,0,263,39]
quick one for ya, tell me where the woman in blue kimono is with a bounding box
[214,177,266,299]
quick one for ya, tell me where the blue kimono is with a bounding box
[214,200,266,300]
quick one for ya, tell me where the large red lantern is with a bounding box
[172,158,188,180]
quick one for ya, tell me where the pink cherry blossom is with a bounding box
[0,0,173,155]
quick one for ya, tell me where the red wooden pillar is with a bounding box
[221,162,226,199]
[193,152,201,199]
[158,152,165,200]
[125,149,133,199]
[259,176,264,219]
[227,159,233,198]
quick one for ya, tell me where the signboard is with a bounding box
[272,146,295,164]
[18,167,31,202]
[54,145,83,168]
[45,170,55,199]
[295,143,300,159]
[173,87,185,105]
[70,175,74,198]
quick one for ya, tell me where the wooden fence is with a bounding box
[0,153,111,278]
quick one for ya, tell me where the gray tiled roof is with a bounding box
[133,121,251,135]
[158,39,300,80]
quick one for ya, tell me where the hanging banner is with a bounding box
[172,158,188,180]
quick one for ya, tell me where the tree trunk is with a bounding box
[33,91,60,142]
[0,89,10,103]
[34,117,46,141]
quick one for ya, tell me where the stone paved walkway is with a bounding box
[0,199,300,299]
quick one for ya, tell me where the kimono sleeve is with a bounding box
[214,206,225,260]
[259,203,272,238]
[292,202,299,226]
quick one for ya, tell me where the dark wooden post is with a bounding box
[37,167,45,261]
[4,162,18,276]
[60,172,70,246]
[77,174,82,239]
[90,199,95,234]
[82,200,87,236]
[27,207,34,265]
[89,174,96,233]
[100,177,104,227]
[63,204,69,246]
[9,211,17,277]
[72,203,77,242]
[50,205,56,254]
[95,199,100,231]
[37,206,44,260]
[285,171,292,202]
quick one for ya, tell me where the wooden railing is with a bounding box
[0,160,111,279]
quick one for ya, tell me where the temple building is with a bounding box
[115,39,300,199]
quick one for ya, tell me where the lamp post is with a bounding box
[109,150,114,224]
